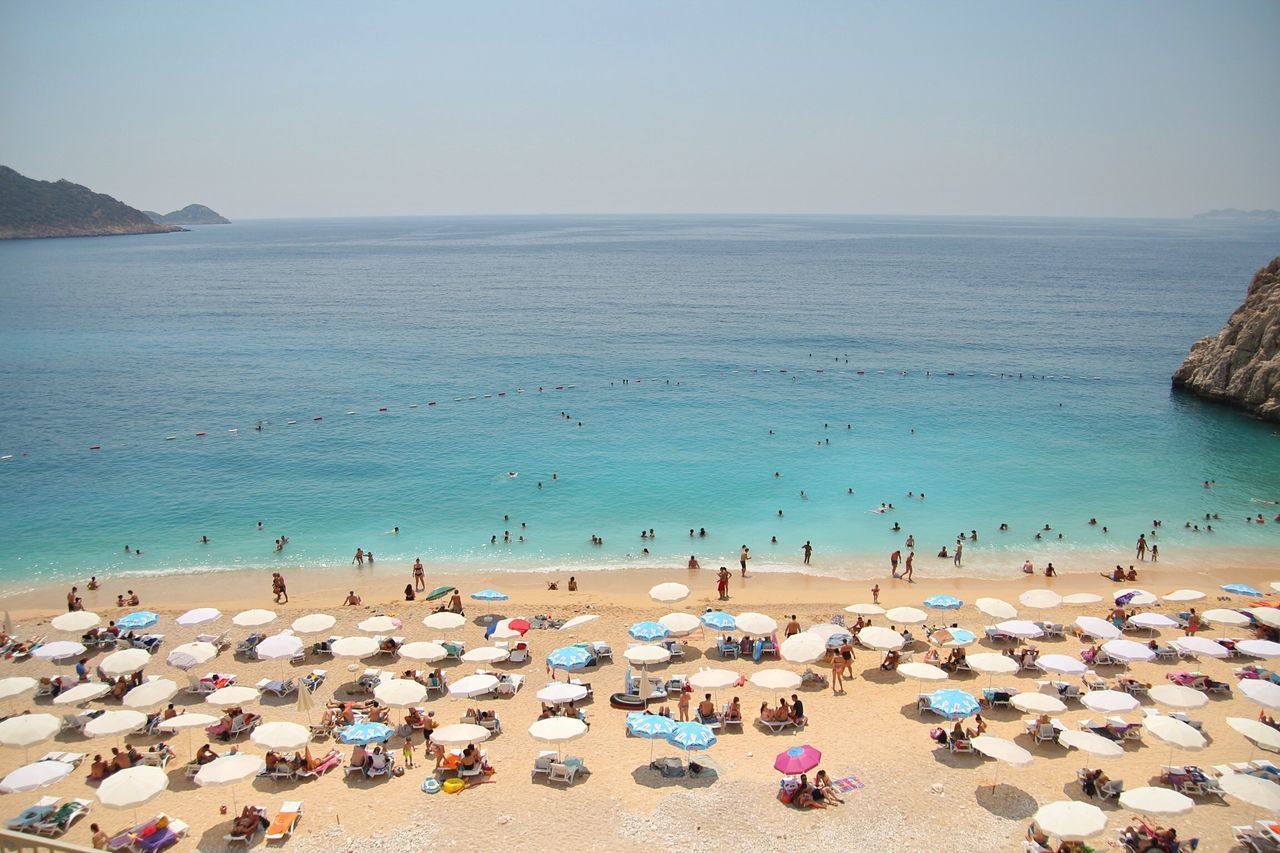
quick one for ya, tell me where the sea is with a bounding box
[1,215,1278,589]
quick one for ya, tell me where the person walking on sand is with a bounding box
[890,550,901,577]
[831,649,845,695]
[272,573,288,604]
[412,558,425,591]
[953,541,963,566]
[1135,534,1147,561]
[717,566,731,601]
[677,687,690,721]
[903,551,915,582]
[739,546,751,577]
[802,541,812,565]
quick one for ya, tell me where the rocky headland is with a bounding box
[0,165,185,240]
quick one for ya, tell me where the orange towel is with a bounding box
[267,812,298,836]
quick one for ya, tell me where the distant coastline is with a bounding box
[1192,208,1280,221]
[0,164,186,240]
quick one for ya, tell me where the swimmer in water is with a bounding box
[200,536,209,544]
[507,471,518,478]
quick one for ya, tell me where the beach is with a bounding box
[4,552,1280,851]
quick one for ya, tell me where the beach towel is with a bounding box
[830,775,865,793]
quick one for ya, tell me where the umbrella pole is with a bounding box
[991,762,1001,792]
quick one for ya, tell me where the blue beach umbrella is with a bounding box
[667,721,717,752]
[628,712,678,762]
[628,621,670,642]
[924,688,980,720]
[470,589,508,601]
[336,722,394,745]
[700,611,736,631]
[117,611,159,630]
[924,596,963,609]
[1223,584,1263,597]
[546,645,592,672]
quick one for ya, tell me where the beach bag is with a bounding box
[421,778,441,794]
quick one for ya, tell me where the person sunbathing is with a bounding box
[880,650,901,671]
[966,713,988,739]
[379,638,398,652]
[460,744,480,772]
[923,648,940,664]
[110,677,129,701]
[196,744,219,765]
[725,697,742,722]
[349,744,369,770]
[758,701,778,722]
[265,751,282,772]
[697,694,716,719]
[367,705,389,723]
[405,707,424,727]
[1081,768,1110,797]
[110,747,132,772]
[951,721,965,743]
[814,769,844,804]
[793,773,826,808]
[87,754,111,781]
[232,807,261,838]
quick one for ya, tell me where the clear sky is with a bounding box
[2,1,1277,219]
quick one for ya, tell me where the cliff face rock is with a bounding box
[1173,256,1280,421]
[0,165,185,240]
[145,204,230,225]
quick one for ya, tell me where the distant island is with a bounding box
[1192,208,1280,221]
[143,204,230,225]
[0,165,188,240]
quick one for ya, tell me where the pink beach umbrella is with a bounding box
[774,744,822,775]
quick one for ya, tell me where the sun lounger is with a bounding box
[265,801,303,841]
[507,644,530,663]
[61,710,101,732]
[1083,673,1108,691]
[548,762,580,784]
[755,716,796,734]
[6,797,60,832]
[311,637,339,656]
[1232,824,1278,852]
[495,674,524,696]
[984,626,1015,643]
[32,798,92,837]
[569,678,592,698]
[38,751,85,767]
[695,710,722,730]
[949,738,974,754]
[196,631,230,651]
[717,640,740,658]
[234,634,264,656]
[441,641,465,660]
[108,814,187,852]
[302,669,326,692]
[126,634,164,653]
[223,807,267,846]
[532,751,555,779]
[256,677,298,697]
[295,750,341,779]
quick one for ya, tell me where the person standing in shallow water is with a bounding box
[717,566,731,600]
[1135,534,1148,561]
[802,541,812,565]
[739,546,750,577]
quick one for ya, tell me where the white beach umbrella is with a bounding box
[232,609,277,627]
[99,648,151,678]
[1115,589,1156,606]
[84,710,148,739]
[858,626,905,651]
[423,612,467,631]
[976,598,1018,620]
[1012,693,1067,714]
[781,633,827,663]
[536,682,589,704]
[735,613,778,636]
[358,615,401,633]
[1170,637,1229,659]
[749,669,802,690]
[291,613,336,634]
[52,682,112,705]
[966,653,1018,675]
[1148,684,1209,709]
[1033,801,1107,842]
[195,753,265,811]
[1143,716,1207,753]
[375,679,427,708]
[1222,772,1280,812]
[122,679,179,709]
[159,712,220,732]
[1018,590,1062,610]
[1273,582,1280,594]
[431,723,491,747]
[1238,639,1280,659]
[659,613,701,636]
[1228,717,1280,752]
[255,634,303,661]
[971,735,1033,790]
[1242,679,1280,711]
[32,641,86,661]
[1036,655,1087,676]
[845,603,884,616]
[0,677,37,702]
[167,641,218,670]
[996,620,1044,639]
[251,721,311,751]
[1074,617,1120,640]
[1081,690,1139,714]
[96,765,168,811]
[176,607,221,627]
[0,760,74,794]
[807,624,852,642]
[1201,608,1250,628]
[1101,639,1154,663]
[1248,609,1280,631]
[1062,593,1103,605]
[51,611,100,632]
[529,716,587,745]
[1118,787,1195,816]
[1162,590,1205,603]
[1058,730,1124,758]
[884,606,927,625]
[898,662,949,682]
[1130,613,1179,630]
[447,674,499,698]
[624,645,671,666]
[331,636,379,658]
[399,641,448,663]
[558,614,599,631]
[649,583,690,603]
[689,669,740,690]
[0,714,60,748]
[206,685,260,707]
[462,647,509,663]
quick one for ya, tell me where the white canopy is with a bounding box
[529,716,588,743]
[1227,717,1280,751]
[447,674,499,698]
[358,615,401,633]
[195,753,265,787]
[32,641,86,661]
[749,669,802,690]
[1220,771,1280,810]
[206,685,260,707]
[1033,801,1107,842]
[1241,679,1280,710]
[84,710,148,738]
[975,598,1017,620]
[1200,608,1250,627]
[1018,589,1062,610]
[422,612,466,630]
[0,760,74,793]
[689,669,740,690]
[1074,617,1120,640]
[431,723,491,746]
[734,612,778,636]
[255,634,303,661]
[1036,654,1087,676]
[1011,693,1066,714]
[1148,684,1209,709]
[536,682,589,704]
[175,607,221,627]
[649,582,690,603]
[122,678,179,709]
[1170,637,1229,659]
[780,633,826,663]
[51,611,100,632]
[845,603,884,616]
[95,765,168,810]
[658,613,701,636]
[806,624,852,642]
[1237,639,1280,659]
[99,648,151,678]
[623,645,671,665]
[1162,589,1205,602]
[0,714,60,748]
[0,677,37,702]
[461,647,509,663]
[884,606,927,625]
[995,620,1044,639]
[558,614,600,631]
[1057,730,1124,757]
[1247,609,1280,630]
[375,678,427,708]
[52,682,112,705]
[1130,613,1179,630]
[232,609,277,627]
[1100,640,1154,663]
[251,721,310,751]
[966,653,1019,675]
[158,713,220,731]
[399,641,448,663]
[1142,715,1207,750]
[1118,787,1195,816]
[857,626,906,651]
[1081,690,1139,714]
[291,613,336,634]
[898,662,949,682]
[331,636,379,658]
[970,735,1033,767]
[167,642,217,669]
[1062,593,1103,605]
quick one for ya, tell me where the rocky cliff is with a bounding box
[0,165,185,239]
[1172,256,1280,421]
[145,203,230,225]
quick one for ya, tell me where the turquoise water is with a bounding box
[0,215,1278,586]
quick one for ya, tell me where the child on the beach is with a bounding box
[402,736,414,768]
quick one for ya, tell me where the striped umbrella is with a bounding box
[627,712,677,762]
[117,611,158,631]
[336,722,395,745]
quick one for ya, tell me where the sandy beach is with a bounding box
[4,553,1280,852]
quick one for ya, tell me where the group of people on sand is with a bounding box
[759,695,806,725]
[780,769,845,808]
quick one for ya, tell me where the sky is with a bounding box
[1,1,1277,219]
